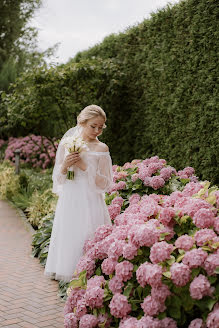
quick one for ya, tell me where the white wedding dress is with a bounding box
[44,126,113,282]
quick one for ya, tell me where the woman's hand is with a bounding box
[62,152,80,173]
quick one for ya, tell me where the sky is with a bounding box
[32,0,180,64]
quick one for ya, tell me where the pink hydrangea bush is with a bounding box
[64,161,219,327]
[4,135,58,169]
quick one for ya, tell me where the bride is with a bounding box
[44,105,113,282]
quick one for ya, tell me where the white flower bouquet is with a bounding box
[62,136,88,180]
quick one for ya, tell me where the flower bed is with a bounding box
[64,156,219,328]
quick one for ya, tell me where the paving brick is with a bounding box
[0,200,64,327]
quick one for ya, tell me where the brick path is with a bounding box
[0,200,64,328]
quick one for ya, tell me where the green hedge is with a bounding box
[1,0,218,184]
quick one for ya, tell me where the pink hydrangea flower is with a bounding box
[75,299,87,319]
[112,196,124,207]
[188,318,205,328]
[109,293,131,318]
[64,313,78,328]
[160,167,175,181]
[79,314,98,328]
[84,286,104,308]
[109,275,124,294]
[64,288,86,315]
[141,295,166,316]
[150,241,174,264]
[131,173,140,183]
[204,253,219,276]
[182,248,208,269]
[206,303,219,328]
[119,316,138,328]
[159,207,176,226]
[182,182,202,197]
[75,256,96,279]
[193,208,215,228]
[170,263,191,286]
[175,235,194,251]
[150,176,165,190]
[122,242,138,260]
[128,224,159,248]
[115,261,133,282]
[101,258,118,275]
[86,275,105,290]
[137,315,161,328]
[194,229,217,246]
[160,317,178,328]
[129,193,141,205]
[189,274,214,300]
[108,203,121,220]
[151,284,171,303]
[107,240,125,260]
[93,224,113,243]
[136,262,163,288]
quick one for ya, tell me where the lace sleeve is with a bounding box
[86,152,113,193]
[52,126,81,196]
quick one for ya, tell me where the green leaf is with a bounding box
[123,284,133,297]
[95,266,102,276]
[163,271,171,278]
[166,255,175,265]
[215,266,219,274]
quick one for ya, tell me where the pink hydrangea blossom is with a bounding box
[150,241,174,264]
[151,284,171,303]
[128,224,159,248]
[93,224,113,243]
[188,318,205,328]
[75,256,96,278]
[204,253,219,276]
[193,208,215,228]
[85,286,104,308]
[122,242,138,260]
[150,176,165,190]
[129,193,141,205]
[109,293,131,318]
[64,288,86,315]
[182,182,202,197]
[160,317,178,328]
[159,207,176,226]
[206,303,219,328]
[160,167,175,181]
[141,295,166,316]
[131,173,140,183]
[108,203,121,220]
[64,313,78,328]
[136,262,163,288]
[190,274,214,300]
[107,240,125,260]
[137,316,161,328]
[175,235,194,251]
[194,229,217,246]
[119,316,138,328]
[182,248,208,269]
[79,314,98,328]
[170,263,191,286]
[109,275,124,294]
[112,196,124,207]
[115,261,133,282]
[101,258,118,275]
[86,275,105,290]
[75,299,87,319]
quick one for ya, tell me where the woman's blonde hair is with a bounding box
[77,105,106,128]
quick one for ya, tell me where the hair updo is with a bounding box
[77,105,106,128]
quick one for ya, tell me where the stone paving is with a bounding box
[0,200,64,328]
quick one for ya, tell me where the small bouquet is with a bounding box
[62,136,88,180]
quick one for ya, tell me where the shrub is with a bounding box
[0,161,20,200]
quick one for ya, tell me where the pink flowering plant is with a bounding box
[105,156,199,219]
[64,171,219,327]
[4,135,58,169]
